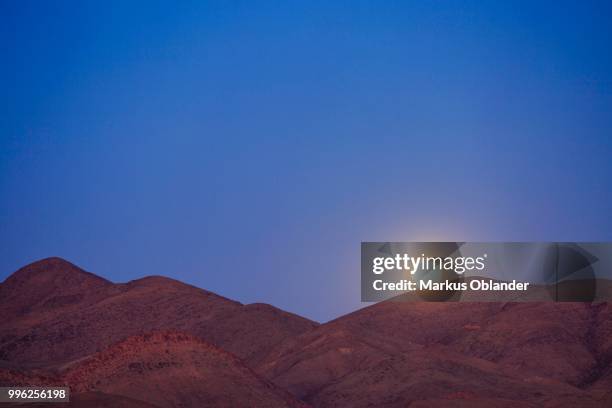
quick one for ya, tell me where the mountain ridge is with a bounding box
[2,257,612,407]
[0,257,318,369]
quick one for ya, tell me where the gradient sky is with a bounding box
[2,1,612,322]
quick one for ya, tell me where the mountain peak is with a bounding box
[0,257,112,318]
[3,257,110,286]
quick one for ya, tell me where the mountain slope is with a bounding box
[257,300,612,407]
[61,331,306,408]
[1,331,306,408]
[0,258,317,368]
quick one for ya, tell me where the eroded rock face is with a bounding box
[1,331,306,408]
[61,331,306,408]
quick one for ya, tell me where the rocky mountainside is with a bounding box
[1,331,305,408]
[0,258,317,369]
[256,301,612,407]
[1,257,611,407]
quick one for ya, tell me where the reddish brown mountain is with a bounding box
[0,257,112,321]
[0,257,317,369]
[62,331,304,408]
[1,332,305,408]
[257,301,612,407]
[3,257,612,407]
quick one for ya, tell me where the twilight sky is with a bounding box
[2,1,612,321]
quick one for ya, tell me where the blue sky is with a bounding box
[2,1,612,321]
